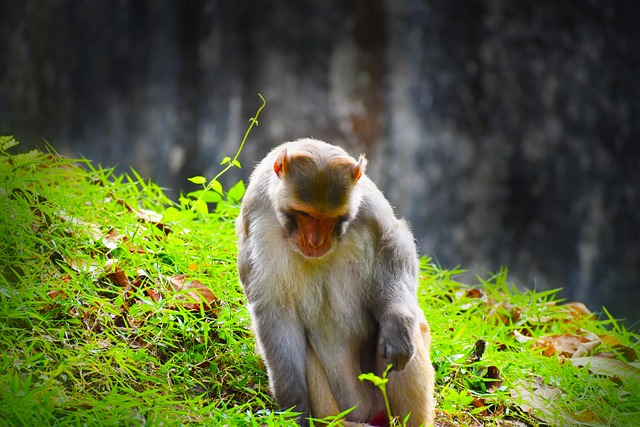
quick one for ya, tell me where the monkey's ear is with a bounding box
[274,148,290,178]
[352,155,366,181]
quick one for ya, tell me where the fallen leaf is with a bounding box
[599,334,638,361]
[533,332,601,358]
[487,300,522,325]
[465,287,486,299]
[102,228,126,250]
[483,365,503,392]
[104,259,130,287]
[56,211,103,241]
[562,301,593,319]
[195,360,211,369]
[169,274,218,311]
[145,288,161,302]
[132,270,162,302]
[47,274,71,300]
[134,207,163,224]
[117,199,171,234]
[468,339,487,363]
[511,378,576,426]
[571,356,640,381]
[65,255,100,274]
[572,409,607,425]
[513,330,533,344]
[471,396,488,415]
[47,289,67,300]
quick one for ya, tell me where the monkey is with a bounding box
[236,138,435,427]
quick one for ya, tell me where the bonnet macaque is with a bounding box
[236,139,435,426]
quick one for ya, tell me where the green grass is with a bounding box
[0,136,638,427]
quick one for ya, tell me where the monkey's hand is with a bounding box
[379,315,416,371]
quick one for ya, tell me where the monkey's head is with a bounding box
[272,139,366,258]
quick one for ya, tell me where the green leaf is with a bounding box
[192,198,208,215]
[188,190,222,203]
[178,196,191,209]
[220,156,231,165]
[209,179,223,195]
[188,176,207,185]
[162,206,182,222]
[232,159,242,168]
[0,136,19,151]
[358,372,388,387]
[215,201,240,216]
[227,180,245,203]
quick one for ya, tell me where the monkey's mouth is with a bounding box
[294,224,335,258]
[296,241,333,258]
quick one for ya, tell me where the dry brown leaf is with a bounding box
[65,255,100,274]
[146,288,162,302]
[132,269,162,303]
[511,378,575,426]
[56,211,103,241]
[572,409,607,425]
[599,334,638,361]
[513,329,533,344]
[104,259,130,287]
[484,365,503,392]
[169,274,219,311]
[471,396,489,416]
[101,228,151,254]
[130,269,152,287]
[102,228,125,250]
[117,199,171,234]
[468,339,487,363]
[562,301,593,319]
[132,207,163,224]
[533,332,601,358]
[571,356,640,381]
[513,376,608,426]
[46,274,71,300]
[47,289,67,300]
[487,300,522,325]
[465,287,486,299]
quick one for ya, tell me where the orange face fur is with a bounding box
[273,144,364,258]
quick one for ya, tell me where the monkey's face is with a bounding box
[272,143,363,258]
[280,206,351,258]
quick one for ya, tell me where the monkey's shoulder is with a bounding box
[355,185,414,238]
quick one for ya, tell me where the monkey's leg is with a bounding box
[386,317,435,427]
[307,345,388,427]
[308,337,384,424]
[306,345,338,418]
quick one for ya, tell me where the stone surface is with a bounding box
[1,0,638,326]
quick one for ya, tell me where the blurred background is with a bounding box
[1,0,638,328]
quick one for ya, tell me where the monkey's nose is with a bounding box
[309,232,324,248]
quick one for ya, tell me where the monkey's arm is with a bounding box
[237,211,312,425]
[250,306,312,423]
[370,219,422,371]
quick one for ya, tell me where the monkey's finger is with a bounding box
[391,354,409,371]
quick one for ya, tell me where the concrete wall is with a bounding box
[1,0,638,326]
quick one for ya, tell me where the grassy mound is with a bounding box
[0,137,638,426]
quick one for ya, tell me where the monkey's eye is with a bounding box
[281,211,297,231]
[283,210,301,221]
